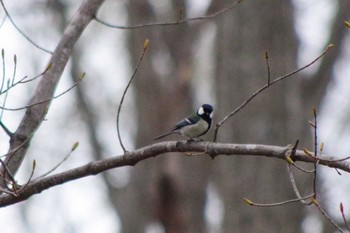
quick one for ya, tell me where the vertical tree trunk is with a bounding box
[211,1,307,232]
[118,1,210,232]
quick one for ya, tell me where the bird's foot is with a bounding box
[187,137,203,142]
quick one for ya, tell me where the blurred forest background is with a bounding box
[1,0,350,232]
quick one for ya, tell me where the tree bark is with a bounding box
[211,1,306,232]
[1,0,105,186]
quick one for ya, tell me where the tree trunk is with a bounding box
[211,1,307,232]
[118,1,210,232]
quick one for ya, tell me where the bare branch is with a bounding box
[0,15,6,27]
[0,120,12,137]
[312,198,345,233]
[0,141,350,207]
[340,202,350,232]
[243,194,314,207]
[265,51,271,85]
[0,72,85,111]
[33,142,79,181]
[116,39,149,152]
[0,63,51,96]
[213,44,334,141]
[284,141,312,205]
[0,0,106,186]
[1,49,5,92]
[311,108,319,199]
[286,163,312,205]
[0,0,53,54]
[94,0,244,30]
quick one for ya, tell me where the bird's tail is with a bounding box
[153,131,175,140]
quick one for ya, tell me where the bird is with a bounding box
[154,104,213,140]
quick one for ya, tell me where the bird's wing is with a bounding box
[173,113,200,131]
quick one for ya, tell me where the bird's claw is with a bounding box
[186,138,203,143]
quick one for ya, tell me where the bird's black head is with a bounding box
[198,104,213,119]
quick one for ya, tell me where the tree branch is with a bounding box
[0,0,106,185]
[0,0,53,54]
[213,44,333,141]
[94,0,244,29]
[0,141,349,207]
[303,1,350,106]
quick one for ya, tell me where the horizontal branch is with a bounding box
[94,0,244,30]
[0,141,349,207]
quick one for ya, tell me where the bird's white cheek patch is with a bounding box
[210,112,213,119]
[198,107,204,115]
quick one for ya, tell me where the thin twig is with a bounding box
[0,80,10,119]
[33,142,79,181]
[286,163,312,205]
[0,159,17,189]
[311,108,318,199]
[312,198,345,233]
[265,51,271,85]
[287,157,315,173]
[1,48,5,93]
[284,140,312,205]
[0,72,85,111]
[340,202,350,232]
[19,63,52,84]
[16,160,36,194]
[0,15,6,28]
[94,0,244,30]
[0,0,52,54]
[0,120,13,137]
[243,194,314,207]
[213,44,334,141]
[0,63,51,95]
[116,39,149,152]
[0,187,17,196]
[11,54,17,86]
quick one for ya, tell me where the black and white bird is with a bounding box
[154,104,213,140]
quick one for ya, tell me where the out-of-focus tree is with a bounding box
[1,0,350,233]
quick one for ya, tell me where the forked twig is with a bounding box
[116,39,149,152]
[213,44,334,141]
[94,0,245,30]
[0,72,85,111]
[0,63,51,95]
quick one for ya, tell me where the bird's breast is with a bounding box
[180,120,209,138]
